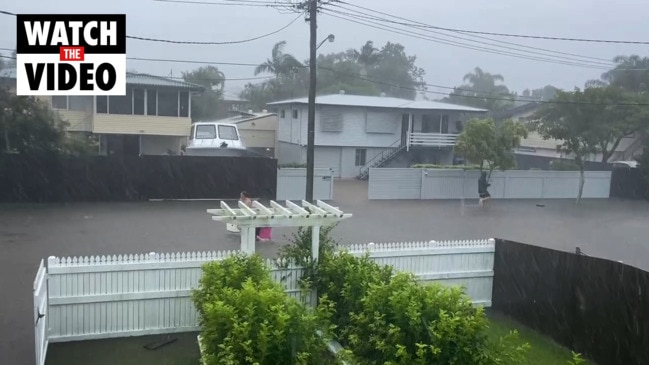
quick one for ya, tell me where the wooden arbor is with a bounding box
[207,200,352,259]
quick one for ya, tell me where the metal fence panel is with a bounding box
[368,168,423,199]
[276,168,333,201]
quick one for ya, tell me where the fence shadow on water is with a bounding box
[492,239,649,365]
[0,154,277,202]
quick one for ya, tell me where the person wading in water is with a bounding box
[478,171,491,207]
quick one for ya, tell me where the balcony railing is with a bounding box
[408,132,459,148]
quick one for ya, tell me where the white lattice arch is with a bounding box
[207,200,352,259]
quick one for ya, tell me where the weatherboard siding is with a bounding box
[56,110,92,132]
[92,114,191,136]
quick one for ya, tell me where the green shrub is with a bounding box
[336,272,527,365]
[411,164,481,170]
[193,253,339,365]
[317,251,394,337]
[198,279,335,365]
[192,253,274,317]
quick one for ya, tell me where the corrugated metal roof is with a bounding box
[0,68,204,91]
[267,93,487,112]
[126,73,204,91]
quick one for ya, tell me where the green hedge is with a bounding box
[314,251,529,365]
[192,253,338,365]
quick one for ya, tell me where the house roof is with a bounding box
[0,68,204,92]
[267,93,488,112]
[219,112,277,124]
[125,73,204,91]
[493,102,541,120]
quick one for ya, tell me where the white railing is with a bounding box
[409,132,459,147]
[43,239,495,342]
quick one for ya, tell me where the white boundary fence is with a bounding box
[368,168,612,200]
[39,239,495,344]
[346,240,495,306]
[277,168,334,201]
[46,251,309,343]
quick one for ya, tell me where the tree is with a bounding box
[182,66,225,121]
[454,118,528,179]
[254,41,303,78]
[0,85,94,155]
[522,85,559,101]
[0,50,16,70]
[351,41,380,76]
[531,89,604,203]
[445,67,514,111]
[601,55,649,93]
[366,42,426,99]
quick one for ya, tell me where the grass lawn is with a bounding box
[487,313,593,365]
[45,332,200,365]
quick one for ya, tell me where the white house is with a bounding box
[267,92,487,179]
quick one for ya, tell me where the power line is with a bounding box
[316,66,649,106]
[153,0,283,7]
[0,8,302,46]
[2,48,647,106]
[338,0,649,45]
[126,12,303,45]
[329,4,615,67]
[321,10,611,71]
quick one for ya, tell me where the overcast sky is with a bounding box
[1,0,648,99]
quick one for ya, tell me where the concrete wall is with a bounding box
[276,168,334,201]
[369,168,612,200]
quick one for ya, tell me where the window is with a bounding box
[109,88,133,115]
[52,96,67,109]
[68,96,91,111]
[355,149,367,166]
[280,109,286,118]
[196,125,216,139]
[320,108,343,132]
[146,89,157,116]
[218,125,238,140]
[96,96,108,113]
[179,92,189,118]
[157,90,179,117]
[292,109,298,119]
[133,89,145,115]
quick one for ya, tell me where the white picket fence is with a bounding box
[346,240,494,306]
[43,239,495,343]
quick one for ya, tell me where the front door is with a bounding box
[401,114,410,146]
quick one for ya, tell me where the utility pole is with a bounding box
[305,0,317,203]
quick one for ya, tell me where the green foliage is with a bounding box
[567,352,586,365]
[454,118,527,178]
[410,164,481,169]
[193,253,337,365]
[445,67,515,111]
[240,40,427,107]
[601,55,649,93]
[0,86,95,156]
[316,252,529,365]
[549,159,579,171]
[182,66,225,122]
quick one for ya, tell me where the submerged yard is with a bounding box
[45,314,590,365]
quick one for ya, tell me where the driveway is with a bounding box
[1,179,648,364]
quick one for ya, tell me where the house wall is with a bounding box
[236,115,278,150]
[277,141,305,165]
[93,114,191,136]
[140,135,184,155]
[56,110,93,132]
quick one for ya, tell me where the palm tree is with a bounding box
[352,41,380,76]
[601,55,649,93]
[463,67,509,94]
[254,41,303,78]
